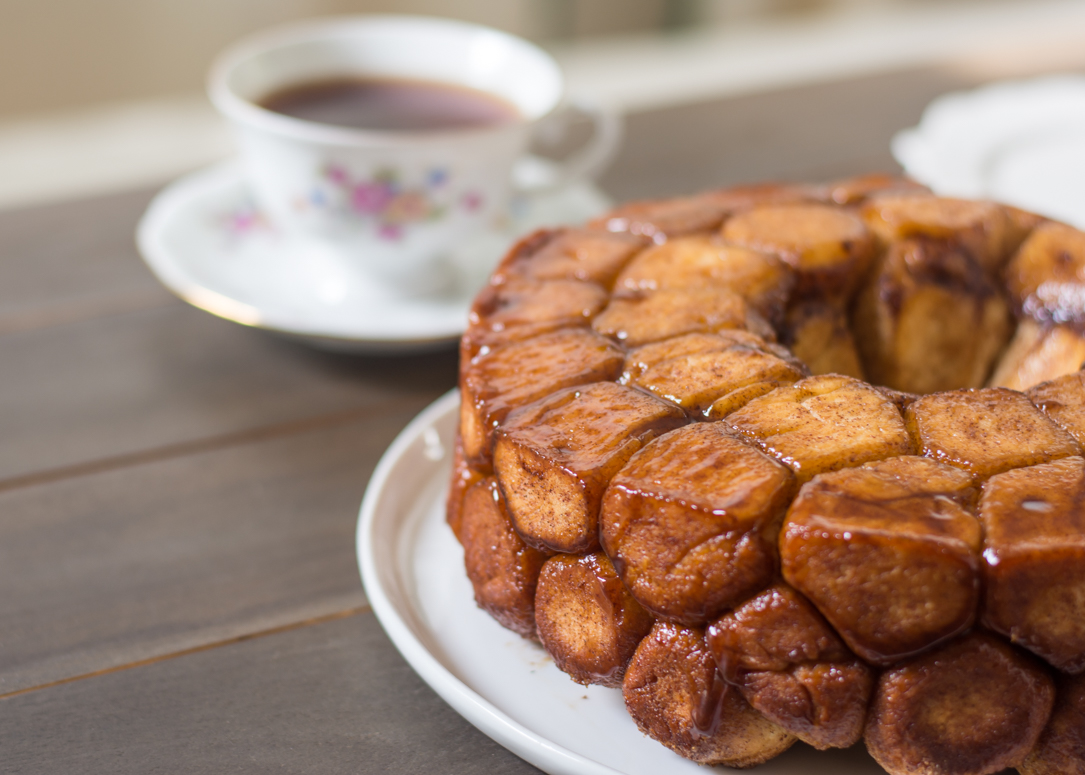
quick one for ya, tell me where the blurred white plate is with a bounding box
[356,389,887,775]
[892,74,1085,229]
[137,162,610,353]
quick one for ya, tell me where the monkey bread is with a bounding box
[448,174,1085,773]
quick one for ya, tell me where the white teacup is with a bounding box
[209,16,619,295]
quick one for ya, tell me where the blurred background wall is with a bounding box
[0,0,1004,120]
[1,0,1067,209]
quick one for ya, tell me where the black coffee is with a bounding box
[259,77,520,132]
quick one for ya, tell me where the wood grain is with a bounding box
[0,303,457,481]
[0,188,175,336]
[0,613,544,775]
[0,405,435,694]
[600,66,975,200]
[0,610,903,774]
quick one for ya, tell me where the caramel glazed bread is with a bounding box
[447,173,1085,775]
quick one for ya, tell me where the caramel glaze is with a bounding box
[781,456,982,665]
[905,387,1081,482]
[612,235,794,326]
[622,621,795,766]
[600,422,793,626]
[875,237,1003,320]
[706,582,873,750]
[459,477,550,639]
[447,176,1085,772]
[980,456,1085,672]
[458,328,624,466]
[722,203,875,304]
[855,235,1013,395]
[494,381,687,554]
[866,632,1054,775]
[1029,369,1085,446]
[445,432,486,542]
[534,551,654,687]
[593,181,817,244]
[489,226,647,288]
[691,666,731,740]
[1021,672,1085,775]
[1006,221,1085,326]
[459,277,609,365]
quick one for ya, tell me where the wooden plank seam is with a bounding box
[0,397,427,496]
[0,604,373,701]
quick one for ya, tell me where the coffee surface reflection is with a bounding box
[260,77,521,132]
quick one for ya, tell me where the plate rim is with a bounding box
[356,389,627,775]
[135,161,468,351]
[890,73,1085,212]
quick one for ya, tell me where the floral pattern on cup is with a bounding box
[218,200,273,239]
[292,164,485,240]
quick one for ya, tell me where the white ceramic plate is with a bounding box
[892,74,1085,229]
[137,162,611,353]
[356,390,888,775]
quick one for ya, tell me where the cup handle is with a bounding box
[512,97,623,194]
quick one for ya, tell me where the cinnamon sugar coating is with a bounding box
[534,551,654,687]
[447,176,1085,773]
[494,381,686,554]
[459,477,549,639]
[1021,673,1085,775]
[601,423,793,625]
[707,583,873,749]
[623,622,796,765]
[781,456,981,664]
[865,632,1054,775]
[980,456,1085,672]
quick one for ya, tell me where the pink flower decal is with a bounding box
[326,164,348,184]
[219,201,271,237]
[304,164,476,240]
[461,191,483,212]
[351,182,394,214]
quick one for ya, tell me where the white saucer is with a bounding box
[892,74,1085,229]
[137,162,611,353]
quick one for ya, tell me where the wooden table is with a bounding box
[0,64,1019,773]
